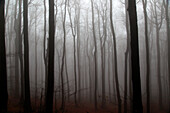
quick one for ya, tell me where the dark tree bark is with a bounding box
[45,0,55,112]
[142,0,150,113]
[0,0,8,112]
[124,1,130,113]
[65,52,70,102]
[163,0,170,112]
[91,0,98,109]
[18,0,24,104]
[60,0,67,110]
[128,0,143,113]
[110,0,122,113]
[23,0,32,112]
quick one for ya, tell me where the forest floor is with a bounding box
[8,97,168,113]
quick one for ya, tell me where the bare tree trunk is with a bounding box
[128,0,143,112]
[34,6,38,107]
[45,0,55,112]
[142,0,150,113]
[123,1,131,113]
[91,0,98,109]
[97,8,105,108]
[107,42,111,102]
[60,0,67,110]
[110,0,122,112]
[73,34,78,106]
[68,1,78,106]
[77,3,81,102]
[153,1,163,109]
[0,0,8,112]
[23,0,32,111]
[18,0,24,104]
[65,49,70,102]
[163,0,170,112]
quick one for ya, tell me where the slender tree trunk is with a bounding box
[73,34,78,106]
[97,9,106,108]
[91,0,98,109]
[128,0,143,112]
[163,0,170,112]
[142,0,150,113]
[124,1,130,113]
[60,0,67,110]
[153,2,163,109]
[156,22,163,110]
[77,4,81,103]
[23,0,32,111]
[108,43,111,102]
[34,7,38,107]
[110,0,122,112]
[18,0,24,104]
[0,0,8,112]
[43,0,48,104]
[45,0,55,112]
[65,49,70,102]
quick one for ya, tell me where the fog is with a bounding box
[1,0,170,112]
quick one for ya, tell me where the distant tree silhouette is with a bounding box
[110,0,122,112]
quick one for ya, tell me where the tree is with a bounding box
[123,0,130,113]
[0,0,8,112]
[43,0,49,103]
[77,0,81,102]
[18,0,24,104]
[110,0,122,113]
[91,0,98,109]
[96,2,108,107]
[149,1,164,109]
[45,0,55,112]
[163,0,170,112]
[23,0,32,111]
[68,0,78,106]
[128,0,143,113]
[60,0,67,110]
[142,0,150,112]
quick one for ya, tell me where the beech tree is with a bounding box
[0,0,8,112]
[142,0,150,112]
[91,0,98,109]
[45,0,55,112]
[23,0,32,111]
[110,0,122,112]
[128,0,143,113]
